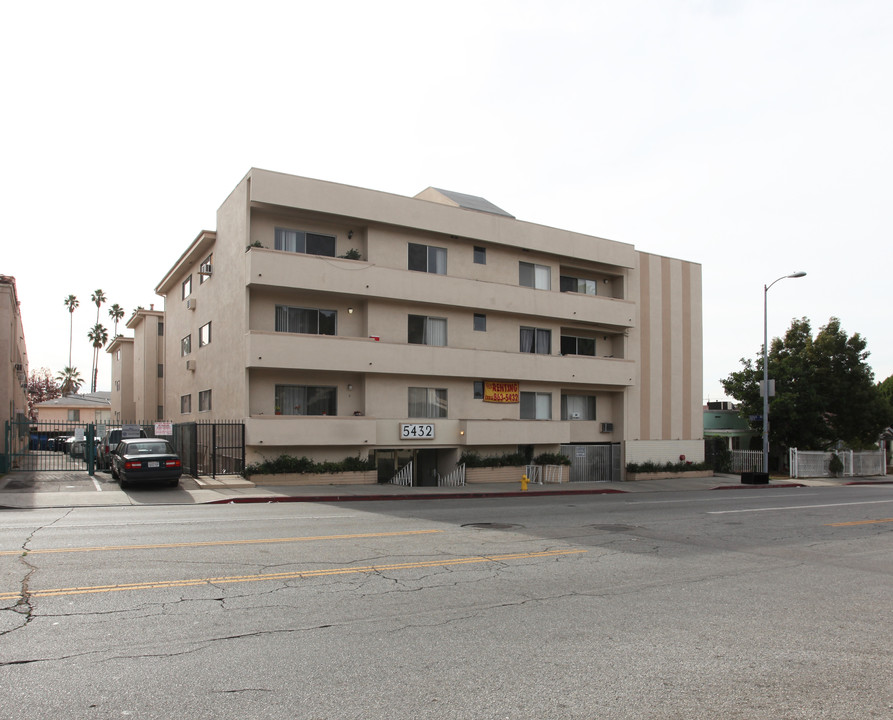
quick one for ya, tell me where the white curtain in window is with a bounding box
[536,328,550,354]
[536,393,552,420]
[429,246,447,274]
[534,264,551,290]
[425,317,447,346]
[520,327,534,353]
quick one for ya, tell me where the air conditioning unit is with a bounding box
[600,422,614,433]
[186,298,197,311]
[570,412,581,419]
[185,359,196,371]
[199,263,212,276]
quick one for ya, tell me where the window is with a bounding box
[180,394,192,413]
[408,315,447,346]
[115,349,121,361]
[199,389,212,413]
[474,246,486,264]
[561,335,596,356]
[276,385,337,416]
[181,335,192,357]
[560,275,597,295]
[199,322,212,347]
[473,380,484,399]
[561,395,596,420]
[199,253,213,284]
[473,313,487,332]
[521,392,552,420]
[157,364,164,378]
[158,321,164,336]
[408,387,448,418]
[275,228,336,257]
[182,275,192,299]
[116,380,121,391]
[157,406,164,421]
[519,262,551,290]
[275,306,337,335]
[520,326,551,354]
[67,409,80,421]
[408,243,447,274]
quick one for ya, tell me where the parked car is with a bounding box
[110,438,181,488]
[98,427,148,471]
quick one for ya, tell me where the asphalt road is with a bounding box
[1,485,891,719]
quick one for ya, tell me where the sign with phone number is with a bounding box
[400,423,435,439]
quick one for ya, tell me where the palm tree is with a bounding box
[89,290,106,392]
[87,324,109,393]
[64,295,79,368]
[56,366,83,396]
[108,303,125,338]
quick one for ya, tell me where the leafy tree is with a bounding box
[108,303,125,338]
[27,367,61,420]
[722,317,893,461]
[87,323,109,393]
[63,294,78,368]
[56,366,83,396]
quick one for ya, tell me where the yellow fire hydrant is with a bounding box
[521,473,529,491]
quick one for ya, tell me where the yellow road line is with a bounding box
[0,549,586,601]
[0,529,443,557]
[825,518,893,527]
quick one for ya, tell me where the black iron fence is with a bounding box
[3,419,244,478]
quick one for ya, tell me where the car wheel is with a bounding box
[167,479,180,488]
[119,476,128,490]
[110,464,118,480]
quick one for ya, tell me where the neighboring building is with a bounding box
[108,307,165,423]
[1,275,28,469]
[34,392,111,425]
[148,169,703,482]
[703,401,758,450]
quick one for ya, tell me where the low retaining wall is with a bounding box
[465,466,528,484]
[626,470,714,482]
[249,470,378,486]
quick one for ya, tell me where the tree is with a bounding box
[56,366,83,396]
[108,303,125,338]
[63,294,78,368]
[722,317,893,463]
[87,323,109,393]
[27,367,61,420]
[89,290,107,393]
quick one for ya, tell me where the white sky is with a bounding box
[3,0,891,401]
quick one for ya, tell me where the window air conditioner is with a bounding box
[570,412,581,419]
[600,422,614,433]
[199,263,212,276]
[186,298,197,311]
[186,359,196,371]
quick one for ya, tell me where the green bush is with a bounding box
[245,455,375,477]
[625,460,710,473]
[459,451,527,468]
[533,452,571,466]
[828,453,844,477]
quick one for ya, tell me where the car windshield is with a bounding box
[128,442,171,454]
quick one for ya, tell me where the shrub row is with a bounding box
[245,455,375,477]
[625,460,710,473]
[460,451,570,468]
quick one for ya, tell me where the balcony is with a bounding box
[246,248,635,329]
[247,332,635,387]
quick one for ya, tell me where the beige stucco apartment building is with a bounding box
[108,308,165,423]
[1,276,28,468]
[150,169,702,482]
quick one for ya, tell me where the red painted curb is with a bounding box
[711,483,806,490]
[208,488,628,504]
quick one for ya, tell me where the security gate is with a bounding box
[561,443,621,482]
[4,419,97,473]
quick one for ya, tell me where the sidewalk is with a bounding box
[1,471,887,509]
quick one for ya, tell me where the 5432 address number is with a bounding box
[400,423,435,439]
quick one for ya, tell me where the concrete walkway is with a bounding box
[0,470,888,509]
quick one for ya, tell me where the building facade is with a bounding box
[107,308,165,423]
[153,169,703,482]
[1,276,28,469]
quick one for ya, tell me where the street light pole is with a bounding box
[763,272,807,474]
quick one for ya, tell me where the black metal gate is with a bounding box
[3,419,98,473]
[171,421,245,478]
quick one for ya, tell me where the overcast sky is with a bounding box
[4,0,891,402]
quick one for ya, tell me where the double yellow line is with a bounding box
[0,548,586,601]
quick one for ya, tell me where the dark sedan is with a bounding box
[110,439,182,488]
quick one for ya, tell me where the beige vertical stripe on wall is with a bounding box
[661,258,673,440]
[639,255,651,439]
[682,262,692,439]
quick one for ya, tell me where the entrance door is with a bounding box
[561,443,621,482]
